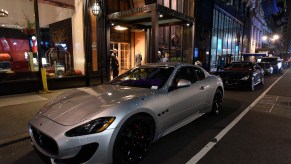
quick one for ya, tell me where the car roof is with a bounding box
[258,62,270,64]
[139,62,193,68]
[231,61,253,64]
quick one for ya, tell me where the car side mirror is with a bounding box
[177,79,191,88]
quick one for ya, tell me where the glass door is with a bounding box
[110,42,131,80]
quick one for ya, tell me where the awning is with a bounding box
[38,0,74,10]
[107,3,194,27]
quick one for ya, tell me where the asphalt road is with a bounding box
[0,72,290,164]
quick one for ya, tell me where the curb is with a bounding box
[0,132,30,148]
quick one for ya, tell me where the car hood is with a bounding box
[39,85,155,126]
[215,69,251,78]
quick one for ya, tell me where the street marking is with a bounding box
[269,96,279,112]
[187,69,289,164]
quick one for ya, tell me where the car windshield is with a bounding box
[258,63,271,68]
[108,66,174,89]
[230,62,252,69]
[261,58,279,64]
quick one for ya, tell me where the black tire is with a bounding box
[249,77,255,91]
[212,89,223,115]
[113,115,154,164]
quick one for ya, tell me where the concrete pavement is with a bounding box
[0,89,67,147]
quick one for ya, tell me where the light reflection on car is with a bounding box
[29,62,224,163]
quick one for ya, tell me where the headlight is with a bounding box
[65,117,115,137]
[240,75,250,80]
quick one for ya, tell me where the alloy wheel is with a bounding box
[212,89,223,115]
[113,116,154,164]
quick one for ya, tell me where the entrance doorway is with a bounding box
[110,42,131,80]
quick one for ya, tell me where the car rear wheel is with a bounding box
[212,89,223,115]
[113,115,154,164]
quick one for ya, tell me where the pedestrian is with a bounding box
[110,48,119,78]
[162,53,169,62]
[135,51,142,66]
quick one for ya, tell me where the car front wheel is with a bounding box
[249,77,255,91]
[113,115,154,164]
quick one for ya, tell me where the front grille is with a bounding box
[31,126,59,155]
[55,143,99,163]
[223,77,240,85]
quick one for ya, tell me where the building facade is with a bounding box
[0,0,284,95]
[0,0,196,95]
[194,0,247,72]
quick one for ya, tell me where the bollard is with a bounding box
[40,68,52,93]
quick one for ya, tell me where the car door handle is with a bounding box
[200,86,205,90]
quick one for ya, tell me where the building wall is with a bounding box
[72,0,85,74]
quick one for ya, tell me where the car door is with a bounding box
[194,67,210,113]
[161,66,206,132]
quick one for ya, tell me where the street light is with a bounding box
[92,0,102,18]
[262,35,268,41]
[262,34,280,47]
[271,34,279,41]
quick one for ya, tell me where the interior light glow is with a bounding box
[114,25,128,31]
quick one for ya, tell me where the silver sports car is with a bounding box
[29,62,224,163]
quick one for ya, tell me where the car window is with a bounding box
[174,66,198,83]
[231,62,252,69]
[193,67,205,80]
[108,67,174,89]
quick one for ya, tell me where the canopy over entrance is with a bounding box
[107,3,195,62]
[108,3,194,28]
[38,0,75,9]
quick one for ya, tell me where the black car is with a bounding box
[258,62,273,75]
[215,61,264,91]
[260,57,283,74]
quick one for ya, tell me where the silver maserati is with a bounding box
[29,62,224,163]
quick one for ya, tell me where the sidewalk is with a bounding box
[0,89,67,147]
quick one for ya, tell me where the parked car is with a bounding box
[215,61,264,91]
[260,57,283,74]
[29,62,224,164]
[258,62,273,75]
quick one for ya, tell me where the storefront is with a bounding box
[0,0,195,95]
[89,0,194,81]
[209,6,244,72]
[0,0,86,95]
[105,2,195,80]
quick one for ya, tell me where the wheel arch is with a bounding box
[216,86,224,97]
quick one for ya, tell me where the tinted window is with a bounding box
[261,58,277,62]
[193,67,205,80]
[175,66,198,83]
[231,62,252,69]
[109,67,174,89]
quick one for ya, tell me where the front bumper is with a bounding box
[29,116,117,163]
[222,78,250,88]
